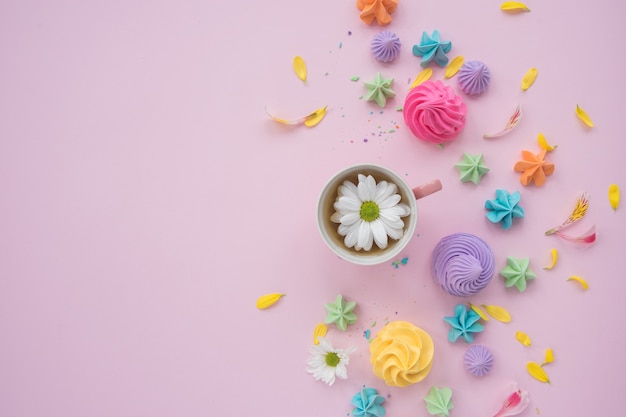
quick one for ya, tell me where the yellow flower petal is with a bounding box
[445,56,464,79]
[293,56,307,82]
[543,248,558,270]
[537,132,557,151]
[481,304,512,323]
[468,303,490,321]
[303,106,327,127]
[543,348,554,365]
[313,323,328,345]
[567,275,589,290]
[576,104,594,127]
[256,293,285,309]
[521,67,538,91]
[501,1,531,11]
[527,361,551,383]
[609,184,620,211]
[515,330,532,347]
[410,68,433,88]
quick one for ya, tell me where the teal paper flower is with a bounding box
[443,304,484,343]
[485,189,524,229]
[364,72,396,107]
[412,30,452,67]
[325,295,358,331]
[352,387,386,417]
[455,153,489,184]
[499,257,536,291]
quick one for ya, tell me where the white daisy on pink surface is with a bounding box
[306,337,356,386]
[331,174,410,251]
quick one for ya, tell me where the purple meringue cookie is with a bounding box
[371,31,401,63]
[457,61,491,95]
[464,344,494,377]
[431,233,495,297]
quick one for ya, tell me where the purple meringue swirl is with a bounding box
[457,61,491,95]
[431,233,495,297]
[371,30,401,63]
[464,345,494,377]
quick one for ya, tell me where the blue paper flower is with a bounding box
[352,387,386,417]
[443,304,484,343]
[412,30,452,67]
[485,189,525,229]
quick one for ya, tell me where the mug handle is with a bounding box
[413,179,442,200]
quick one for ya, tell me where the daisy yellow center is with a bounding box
[325,352,340,367]
[360,201,380,222]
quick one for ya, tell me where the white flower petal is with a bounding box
[340,212,360,226]
[378,211,404,229]
[335,196,361,212]
[378,193,401,209]
[343,222,360,248]
[357,221,373,251]
[370,219,388,249]
[330,212,343,223]
[339,181,359,200]
[380,204,410,217]
[375,181,397,202]
[357,175,376,201]
[383,223,404,240]
[335,363,348,379]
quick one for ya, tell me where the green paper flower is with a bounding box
[455,153,489,184]
[499,257,536,291]
[364,72,396,108]
[424,386,454,417]
[324,295,357,331]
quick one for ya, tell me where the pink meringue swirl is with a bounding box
[403,80,467,144]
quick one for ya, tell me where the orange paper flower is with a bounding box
[356,0,398,25]
[513,149,555,186]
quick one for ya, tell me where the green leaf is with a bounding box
[424,386,453,417]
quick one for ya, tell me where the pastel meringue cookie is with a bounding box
[457,61,491,95]
[369,321,434,387]
[464,344,494,377]
[431,233,495,297]
[403,80,467,144]
[371,30,401,62]
[356,0,398,26]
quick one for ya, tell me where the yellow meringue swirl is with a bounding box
[369,321,434,387]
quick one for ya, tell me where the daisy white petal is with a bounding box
[343,223,360,248]
[335,196,361,212]
[371,219,388,249]
[340,212,361,226]
[378,193,402,208]
[357,221,373,250]
[382,223,404,240]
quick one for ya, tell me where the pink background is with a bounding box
[1,1,625,416]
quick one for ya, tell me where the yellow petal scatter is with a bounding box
[445,56,464,79]
[567,275,589,290]
[575,104,594,127]
[537,133,557,151]
[521,67,538,90]
[313,323,328,345]
[527,361,551,383]
[543,248,558,270]
[608,184,620,211]
[501,1,531,12]
[293,56,307,82]
[468,303,489,321]
[543,348,554,365]
[515,331,532,347]
[256,293,285,309]
[410,68,433,88]
[481,304,512,323]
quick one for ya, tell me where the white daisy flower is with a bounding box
[331,174,411,251]
[306,337,356,386]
